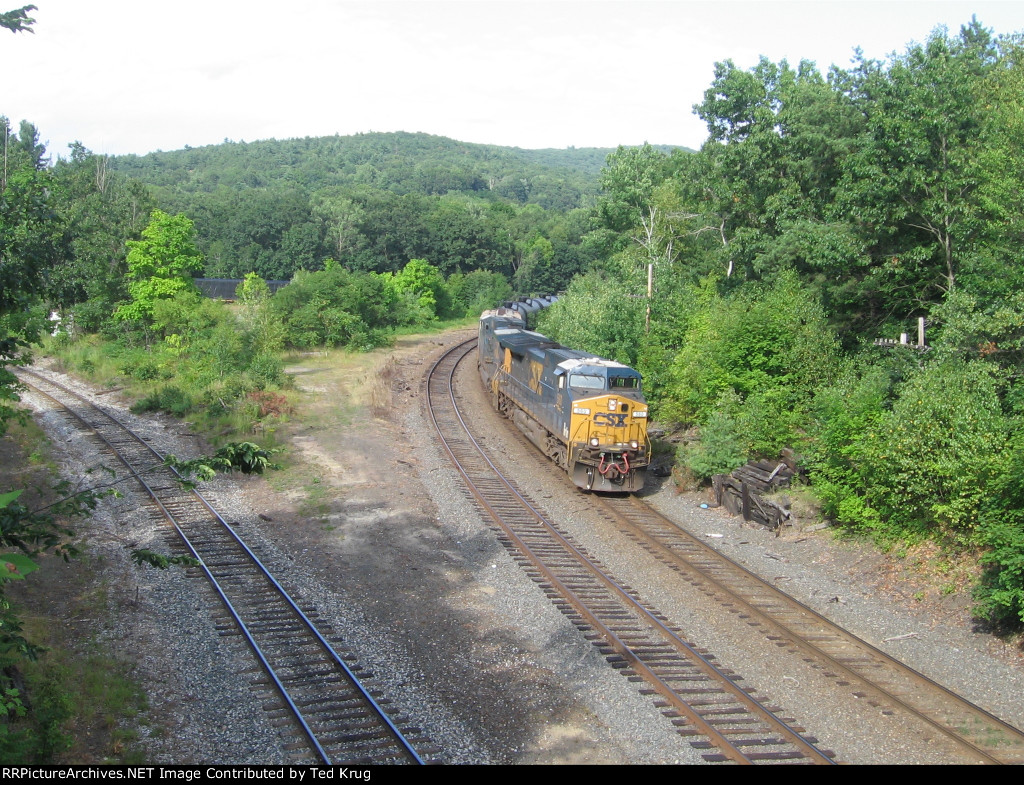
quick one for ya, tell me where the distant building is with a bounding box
[193,278,291,300]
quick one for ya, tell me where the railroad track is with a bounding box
[595,495,1024,765]
[16,366,429,766]
[441,337,1024,765]
[428,340,836,764]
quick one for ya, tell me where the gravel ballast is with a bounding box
[11,337,1024,765]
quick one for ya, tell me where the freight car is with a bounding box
[478,305,649,492]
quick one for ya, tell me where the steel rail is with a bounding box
[427,340,835,764]
[16,367,425,765]
[468,337,1024,765]
[599,493,1024,765]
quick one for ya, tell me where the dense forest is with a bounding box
[3,11,1024,757]
[105,133,673,284]
[536,18,1024,631]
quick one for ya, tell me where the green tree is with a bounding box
[236,272,285,355]
[513,235,554,294]
[310,191,367,263]
[50,144,154,331]
[836,21,1009,305]
[389,258,452,321]
[596,143,674,236]
[447,269,513,316]
[688,56,865,285]
[114,210,203,324]
[537,263,647,368]
[272,262,401,350]
[662,271,839,448]
[0,120,61,435]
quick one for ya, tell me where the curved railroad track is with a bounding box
[594,493,1024,765]
[427,340,836,764]
[434,336,1024,765]
[16,366,429,766]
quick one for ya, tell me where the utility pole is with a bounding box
[645,262,653,334]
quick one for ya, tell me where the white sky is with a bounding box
[3,0,1023,158]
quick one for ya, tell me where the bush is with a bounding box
[118,354,165,382]
[802,360,894,524]
[974,426,1024,627]
[858,358,1006,537]
[975,517,1024,627]
[810,357,1009,540]
[662,271,839,426]
[247,352,283,388]
[131,385,193,416]
[681,399,747,480]
[272,265,401,349]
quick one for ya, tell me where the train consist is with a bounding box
[478,300,650,492]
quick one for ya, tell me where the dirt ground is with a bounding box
[3,327,1023,763]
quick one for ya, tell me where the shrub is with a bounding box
[858,358,1006,537]
[118,354,164,382]
[272,264,402,350]
[680,393,747,480]
[802,360,894,524]
[131,385,193,416]
[811,357,1009,540]
[974,426,1024,627]
[975,517,1024,627]
[247,352,283,388]
[662,270,839,428]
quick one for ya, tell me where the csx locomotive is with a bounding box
[478,302,649,492]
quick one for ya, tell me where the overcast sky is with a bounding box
[3,0,1023,159]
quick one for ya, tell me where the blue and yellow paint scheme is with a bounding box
[478,307,649,492]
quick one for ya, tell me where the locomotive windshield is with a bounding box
[609,376,640,390]
[569,373,605,390]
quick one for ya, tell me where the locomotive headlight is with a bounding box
[590,437,600,447]
[608,399,618,410]
[573,406,591,415]
[630,440,639,450]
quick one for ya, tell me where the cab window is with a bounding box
[569,373,605,390]
[609,376,640,390]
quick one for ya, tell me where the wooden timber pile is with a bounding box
[712,459,795,530]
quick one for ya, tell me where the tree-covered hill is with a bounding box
[108,131,684,210]
[104,132,688,282]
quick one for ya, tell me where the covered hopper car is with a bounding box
[478,305,649,492]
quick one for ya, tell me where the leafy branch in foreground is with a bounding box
[129,550,200,570]
[0,5,36,35]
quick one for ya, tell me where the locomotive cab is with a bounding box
[558,361,650,492]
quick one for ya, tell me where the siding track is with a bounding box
[17,366,429,766]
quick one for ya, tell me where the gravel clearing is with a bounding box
[10,334,1024,765]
